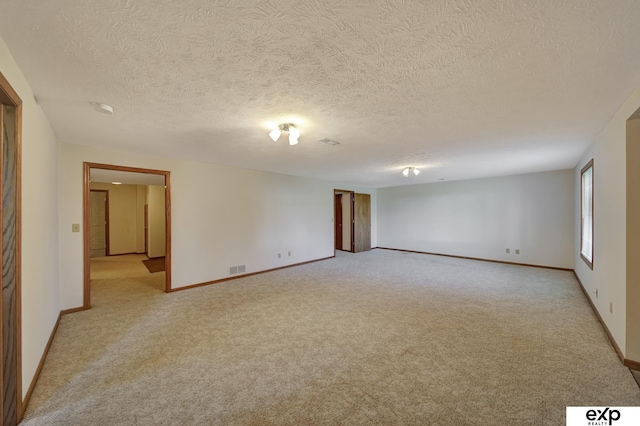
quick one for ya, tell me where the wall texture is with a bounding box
[627,118,640,361]
[59,142,377,309]
[575,84,640,359]
[0,37,61,398]
[377,170,575,269]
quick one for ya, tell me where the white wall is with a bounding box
[59,142,377,309]
[147,185,165,258]
[0,37,61,398]
[377,170,575,269]
[574,84,640,359]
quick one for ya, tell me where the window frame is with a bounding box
[580,159,594,269]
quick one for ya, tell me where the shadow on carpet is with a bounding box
[142,257,165,273]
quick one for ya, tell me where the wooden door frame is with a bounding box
[333,189,355,253]
[334,194,342,250]
[89,189,110,256]
[83,162,171,309]
[0,72,22,423]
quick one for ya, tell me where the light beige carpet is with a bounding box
[23,251,640,425]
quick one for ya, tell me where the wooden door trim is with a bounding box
[83,163,172,309]
[334,194,342,250]
[89,190,110,256]
[0,71,22,423]
[350,193,355,252]
[0,72,21,105]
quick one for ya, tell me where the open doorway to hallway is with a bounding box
[83,163,171,309]
[334,189,372,254]
[90,254,166,307]
[334,190,354,252]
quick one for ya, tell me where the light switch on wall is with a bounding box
[72,224,80,232]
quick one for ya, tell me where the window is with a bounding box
[580,159,594,269]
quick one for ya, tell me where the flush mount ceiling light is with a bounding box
[95,103,114,114]
[269,123,300,146]
[402,167,421,177]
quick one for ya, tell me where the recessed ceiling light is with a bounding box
[95,103,114,114]
[111,181,122,185]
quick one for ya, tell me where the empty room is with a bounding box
[1,1,640,425]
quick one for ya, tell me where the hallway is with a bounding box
[90,254,165,307]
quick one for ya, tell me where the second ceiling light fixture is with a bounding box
[269,123,300,145]
[402,167,421,177]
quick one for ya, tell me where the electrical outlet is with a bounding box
[515,249,520,255]
[278,253,281,258]
[610,302,613,314]
[72,224,80,232]
[506,248,510,254]
[288,251,291,256]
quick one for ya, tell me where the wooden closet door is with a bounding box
[0,101,20,426]
[354,193,371,253]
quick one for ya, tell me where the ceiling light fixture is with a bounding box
[96,103,114,114]
[269,123,300,146]
[402,167,421,177]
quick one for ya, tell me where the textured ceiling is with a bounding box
[1,0,640,187]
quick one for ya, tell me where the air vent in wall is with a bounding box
[229,265,246,275]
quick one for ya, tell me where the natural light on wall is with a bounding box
[580,160,594,269]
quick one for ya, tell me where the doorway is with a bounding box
[334,194,343,250]
[334,190,354,252]
[0,72,22,425]
[83,163,171,309]
[89,190,109,257]
[333,190,371,254]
